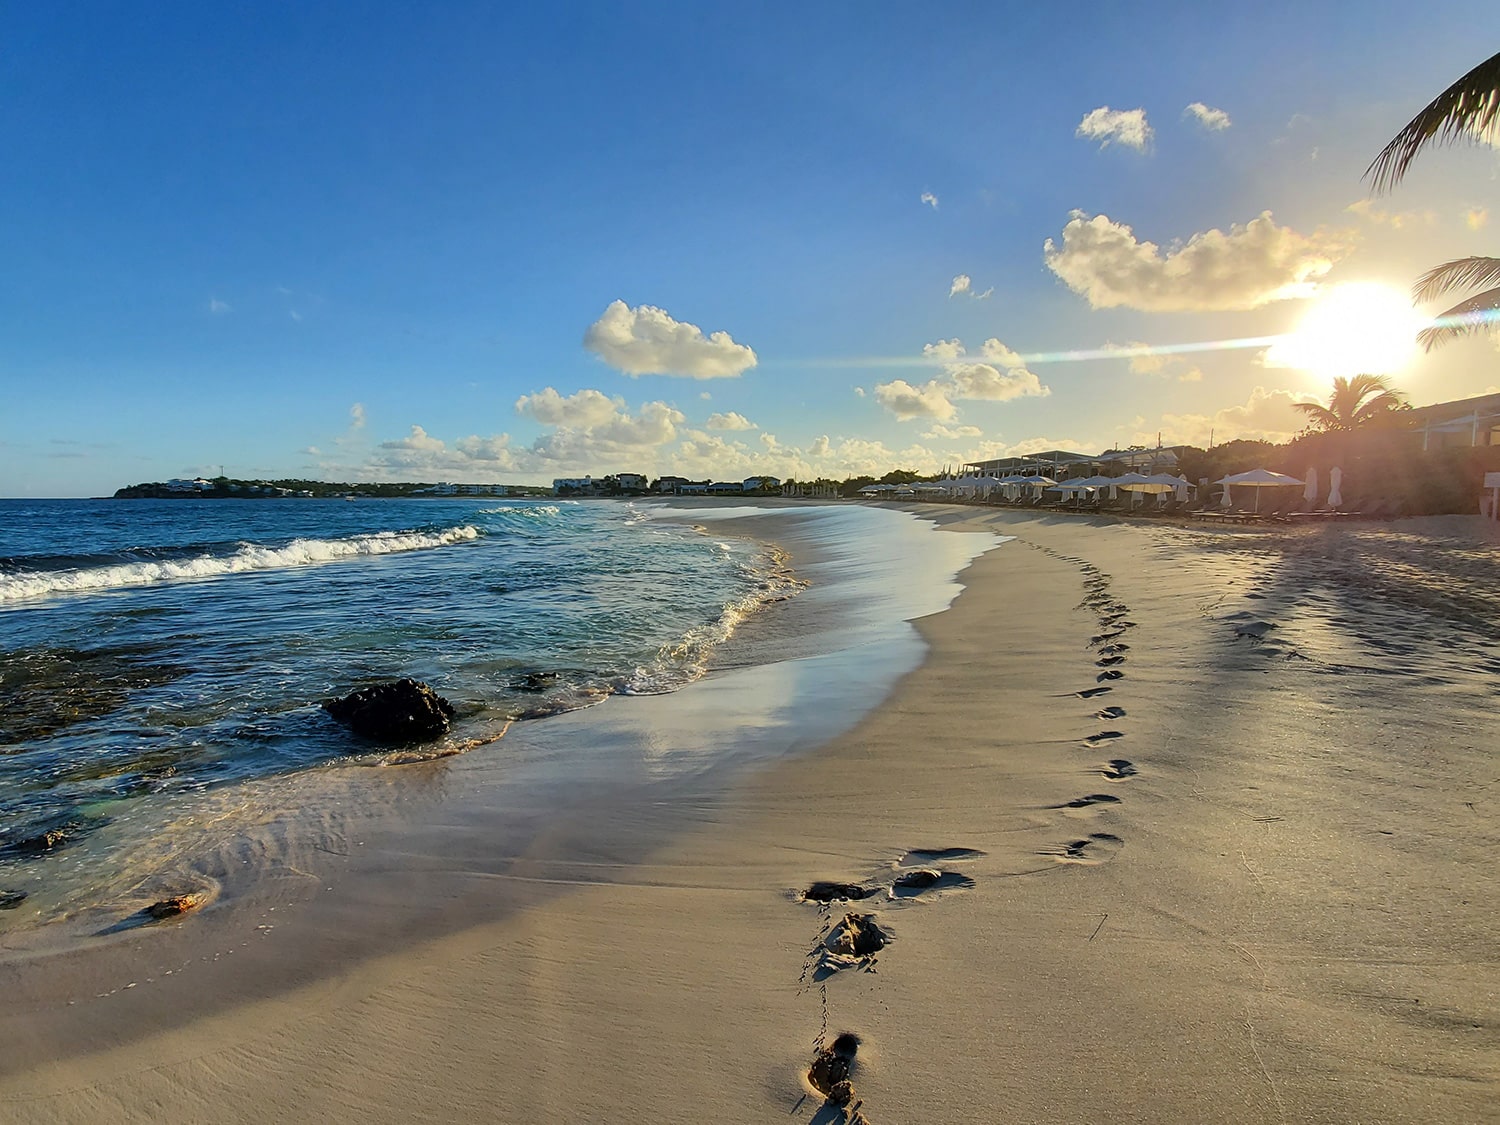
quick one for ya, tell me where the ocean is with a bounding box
[0,497,992,946]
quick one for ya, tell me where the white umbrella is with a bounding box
[1303,466,1319,506]
[1215,468,1305,513]
[1327,466,1344,509]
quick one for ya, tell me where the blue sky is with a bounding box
[4,2,1499,495]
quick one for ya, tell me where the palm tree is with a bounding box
[1293,374,1407,433]
[1366,50,1500,350]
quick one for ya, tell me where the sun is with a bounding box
[1266,282,1428,380]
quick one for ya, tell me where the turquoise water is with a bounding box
[0,498,789,872]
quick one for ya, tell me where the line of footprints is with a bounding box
[788,542,1137,1122]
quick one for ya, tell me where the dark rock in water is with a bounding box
[0,890,27,910]
[803,881,872,903]
[0,817,103,861]
[323,678,455,744]
[514,671,558,693]
[144,892,208,919]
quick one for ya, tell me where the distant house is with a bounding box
[743,476,781,492]
[677,481,709,494]
[614,473,648,492]
[707,481,744,493]
[166,477,216,492]
[553,476,595,495]
[962,450,1095,478]
[1407,392,1500,449]
[1097,446,1185,473]
[652,476,691,493]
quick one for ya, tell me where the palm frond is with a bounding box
[1413,256,1500,303]
[1416,286,1500,351]
[1292,402,1341,430]
[1365,50,1500,193]
[1351,390,1406,425]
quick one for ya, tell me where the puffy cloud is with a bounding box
[949,274,992,299]
[1044,210,1349,311]
[515,386,624,428]
[705,411,757,431]
[1153,386,1315,447]
[381,425,446,453]
[873,378,958,421]
[1184,102,1231,130]
[923,338,966,361]
[584,300,756,379]
[1345,199,1435,229]
[1076,107,1152,151]
[1103,343,1206,382]
[349,403,366,430]
[922,422,983,440]
[876,338,1049,421]
[921,192,939,210]
[368,426,519,475]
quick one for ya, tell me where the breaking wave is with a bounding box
[0,526,482,603]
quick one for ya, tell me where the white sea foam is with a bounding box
[0,525,481,603]
[477,505,560,518]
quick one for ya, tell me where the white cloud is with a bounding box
[1044,210,1349,311]
[853,386,866,398]
[875,338,1050,421]
[584,300,757,379]
[349,403,366,430]
[1103,343,1206,382]
[1153,386,1316,447]
[381,425,446,453]
[1076,107,1152,151]
[922,422,983,439]
[873,378,958,421]
[705,411,757,431]
[949,274,993,300]
[921,192,939,210]
[1466,206,1489,230]
[208,298,230,314]
[1184,102,1231,130]
[515,387,625,428]
[1345,199,1435,229]
[923,338,966,361]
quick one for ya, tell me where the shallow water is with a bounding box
[0,498,995,948]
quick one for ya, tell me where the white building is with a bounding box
[615,473,648,491]
[553,476,594,494]
[743,476,781,491]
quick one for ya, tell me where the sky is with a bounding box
[3,2,1499,496]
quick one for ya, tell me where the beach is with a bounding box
[2,505,1496,1123]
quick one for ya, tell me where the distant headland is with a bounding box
[112,477,553,500]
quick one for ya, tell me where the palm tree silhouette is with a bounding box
[1366,50,1500,350]
[1293,374,1407,433]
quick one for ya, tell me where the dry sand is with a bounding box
[2,508,1496,1123]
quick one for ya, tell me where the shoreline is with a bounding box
[3,508,1496,1122]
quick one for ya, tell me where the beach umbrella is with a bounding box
[1215,468,1304,512]
[1327,466,1344,509]
[1303,466,1319,506]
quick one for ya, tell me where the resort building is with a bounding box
[743,476,781,491]
[552,476,595,495]
[1407,392,1500,449]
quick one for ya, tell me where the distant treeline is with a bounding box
[112,477,553,499]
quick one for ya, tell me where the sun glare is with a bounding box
[1267,282,1427,380]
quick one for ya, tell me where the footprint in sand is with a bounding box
[1095,655,1126,667]
[808,1031,866,1114]
[1095,706,1126,720]
[891,869,977,897]
[801,881,877,904]
[1053,793,1122,810]
[1075,686,1113,699]
[899,847,986,865]
[1042,833,1124,865]
[1096,669,1125,682]
[1100,758,1137,780]
[1084,730,1125,745]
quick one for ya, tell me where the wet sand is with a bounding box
[2,507,1496,1123]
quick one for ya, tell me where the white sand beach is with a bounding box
[2,506,1496,1124]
